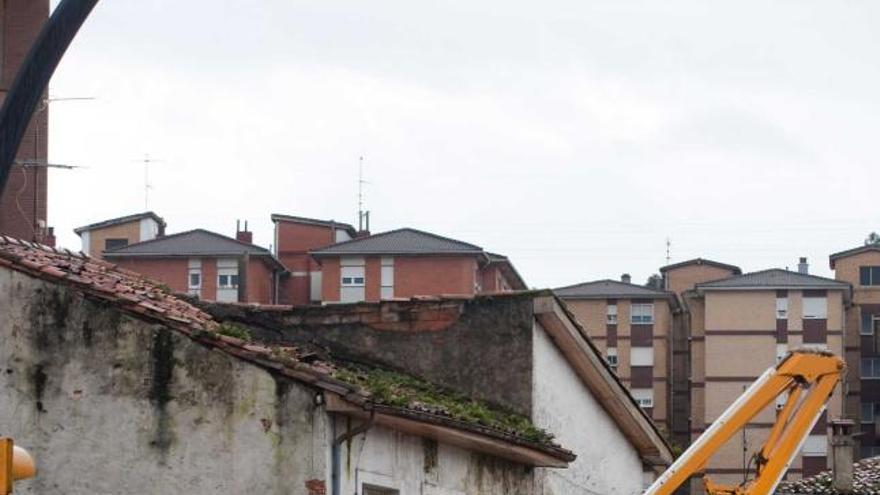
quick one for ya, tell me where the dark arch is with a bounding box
[0,0,98,194]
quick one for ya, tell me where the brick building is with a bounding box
[0,0,53,243]
[309,228,527,303]
[74,211,166,259]
[829,244,880,458]
[271,214,356,305]
[554,275,678,431]
[103,228,285,304]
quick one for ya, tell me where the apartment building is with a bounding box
[685,267,849,484]
[0,1,54,244]
[830,244,880,459]
[271,214,357,305]
[554,275,678,430]
[102,228,285,304]
[74,211,166,259]
[310,228,527,303]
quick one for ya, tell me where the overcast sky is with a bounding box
[45,1,880,288]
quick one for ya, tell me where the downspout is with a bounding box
[331,411,375,495]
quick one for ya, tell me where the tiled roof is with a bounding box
[829,244,880,269]
[0,236,571,464]
[74,211,166,235]
[485,252,528,290]
[310,228,484,256]
[554,279,674,300]
[102,229,278,262]
[659,258,742,275]
[696,269,850,290]
[270,213,357,236]
[776,456,880,494]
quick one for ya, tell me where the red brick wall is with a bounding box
[365,256,381,302]
[320,258,341,302]
[275,221,338,305]
[202,258,217,301]
[114,258,189,293]
[246,259,274,304]
[393,256,477,298]
[0,1,49,242]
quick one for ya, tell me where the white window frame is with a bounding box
[606,304,618,324]
[606,347,618,369]
[861,310,877,336]
[862,358,880,379]
[631,388,654,409]
[381,257,394,300]
[630,303,654,324]
[188,270,201,294]
[862,402,875,424]
[776,297,788,320]
[630,347,654,367]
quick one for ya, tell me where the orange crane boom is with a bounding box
[644,349,844,495]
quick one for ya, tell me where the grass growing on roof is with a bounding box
[217,322,252,341]
[332,365,555,446]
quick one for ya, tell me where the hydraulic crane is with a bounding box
[644,349,845,495]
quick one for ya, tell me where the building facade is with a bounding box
[830,244,880,459]
[555,275,678,433]
[103,229,285,304]
[0,0,53,244]
[686,268,849,485]
[310,228,527,304]
[74,211,166,259]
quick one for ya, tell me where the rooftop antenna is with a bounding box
[133,154,163,210]
[666,237,672,265]
[358,156,371,231]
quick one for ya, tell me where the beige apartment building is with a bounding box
[684,267,849,485]
[555,275,678,432]
[830,244,880,459]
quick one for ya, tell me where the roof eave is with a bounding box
[311,250,485,258]
[324,393,573,468]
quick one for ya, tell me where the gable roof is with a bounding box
[102,229,284,270]
[696,268,850,292]
[270,213,357,237]
[554,279,674,300]
[485,252,528,290]
[829,244,880,269]
[0,235,574,468]
[659,258,742,275]
[74,211,166,235]
[310,228,485,257]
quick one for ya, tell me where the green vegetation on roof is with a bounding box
[332,365,555,446]
[217,322,252,341]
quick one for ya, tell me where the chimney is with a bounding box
[798,257,809,275]
[236,220,253,244]
[356,211,371,238]
[44,227,56,248]
[831,419,855,493]
[621,273,632,284]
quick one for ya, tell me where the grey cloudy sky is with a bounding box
[46,1,880,288]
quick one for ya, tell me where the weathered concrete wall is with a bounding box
[0,268,329,494]
[336,418,536,495]
[531,321,647,495]
[200,296,537,417]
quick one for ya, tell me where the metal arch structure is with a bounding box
[0,0,99,195]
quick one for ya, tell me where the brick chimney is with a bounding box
[798,257,809,275]
[356,211,371,238]
[621,273,632,284]
[236,220,253,244]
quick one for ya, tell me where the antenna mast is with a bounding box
[666,237,672,265]
[358,156,370,232]
[135,154,162,210]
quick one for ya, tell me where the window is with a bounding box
[381,257,394,299]
[606,304,618,324]
[860,266,880,286]
[803,297,827,319]
[606,348,618,370]
[776,344,788,364]
[104,238,129,251]
[861,446,880,459]
[631,303,654,324]
[218,274,239,289]
[631,389,654,408]
[862,311,877,336]
[631,347,654,367]
[342,276,365,286]
[363,486,399,495]
[776,297,788,319]
[862,403,876,424]
[188,270,201,296]
[862,358,880,379]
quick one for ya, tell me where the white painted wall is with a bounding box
[139,218,160,242]
[80,230,90,254]
[531,321,648,495]
[335,418,535,495]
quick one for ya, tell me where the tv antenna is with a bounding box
[133,154,163,210]
[358,156,371,232]
[666,237,672,265]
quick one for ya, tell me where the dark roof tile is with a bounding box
[311,228,484,256]
[696,269,849,290]
[74,211,166,235]
[554,279,674,300]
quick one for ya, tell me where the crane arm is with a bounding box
[644,350,844,495]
